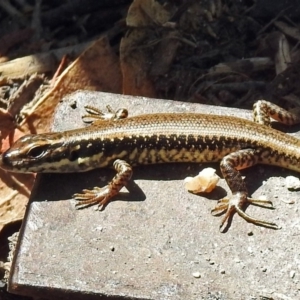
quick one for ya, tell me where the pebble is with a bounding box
[192,272,201,278]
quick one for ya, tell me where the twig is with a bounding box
[258,6,291,35]
[31,0,42,40]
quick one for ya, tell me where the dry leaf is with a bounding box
[120,30,156,97]
[22,36,122,133]
[0,124,34,234]
[127,0,170,27]
[0,109,15,137]
[0,169,35,233]
[120,0,171,97]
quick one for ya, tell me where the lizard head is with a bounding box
[0,133,66,173]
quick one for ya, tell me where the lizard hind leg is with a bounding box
[253,100,300,126]
[214,148,280,232]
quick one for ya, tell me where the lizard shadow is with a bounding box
[31,162,296,221]
[29,162,300,233]
[272,121,300,133]
[32,163,223,203]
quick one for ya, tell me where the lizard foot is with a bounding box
[73,185,113,210]
[211,192,280,232]
[73,159,133,210]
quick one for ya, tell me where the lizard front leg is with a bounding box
[82,105,128,123]
[73,159,132,210]
[212,148,279,232]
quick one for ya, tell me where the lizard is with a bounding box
[1,100,300,232]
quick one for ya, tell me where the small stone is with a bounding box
[220,269,225,274]
[261,267,267,272]
[70,100,77,109]
[192,272,201,278]
[286,176,300,190]
[290,270,296,278]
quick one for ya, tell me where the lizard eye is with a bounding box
[27,145,48,158]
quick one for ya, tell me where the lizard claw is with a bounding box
[211,192,280,232]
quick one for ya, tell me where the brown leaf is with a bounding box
[120,30,156,97]
[0,108,15,138]
[0,169,35,233]
[127,0,170,27]
[21,36,122,133]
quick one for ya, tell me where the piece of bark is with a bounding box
[0,41,92,78]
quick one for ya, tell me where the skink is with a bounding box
[1,100,300,232]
